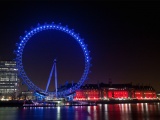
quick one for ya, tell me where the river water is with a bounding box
[0,103,160,120]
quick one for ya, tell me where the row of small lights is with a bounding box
[74,97,158,101]
[17,23,90,63]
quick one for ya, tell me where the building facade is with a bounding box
[0,61,19,100]
[73,83,157,101]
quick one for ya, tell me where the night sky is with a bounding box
[0,1,160,92]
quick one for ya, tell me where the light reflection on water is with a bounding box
[0,103,160,120]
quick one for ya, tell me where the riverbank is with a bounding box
[95,99,160,104]
[0,100,31,107]
[0,99,160,107]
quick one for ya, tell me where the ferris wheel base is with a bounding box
[34,91,75,101]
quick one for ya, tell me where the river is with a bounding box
[0,103,160,120]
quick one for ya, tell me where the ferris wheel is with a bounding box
[15,22,91,97]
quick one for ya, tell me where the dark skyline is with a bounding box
[0,1,160,92]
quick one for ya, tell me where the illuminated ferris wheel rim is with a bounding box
[15,22,91,96]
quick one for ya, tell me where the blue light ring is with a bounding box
[16,23,91,96]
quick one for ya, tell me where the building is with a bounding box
[17,91,34,100]
[0,61,19,100]
[157,92,160,99]
[73,83,157,101]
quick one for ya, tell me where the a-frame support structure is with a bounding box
[45,59,58,98]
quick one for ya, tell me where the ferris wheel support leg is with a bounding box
[45,61,55,93]
[54,59,58,98]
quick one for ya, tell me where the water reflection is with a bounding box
[57,107,60,120]
[0,103,160,120]
[0,107,19,120]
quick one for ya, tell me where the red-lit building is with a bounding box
[131,85,157,99]
[74,84,100,101]
[73,83,157,101]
